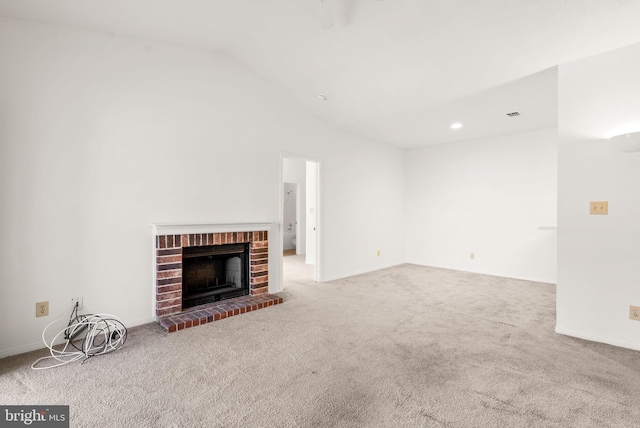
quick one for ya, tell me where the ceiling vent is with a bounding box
[506,111,521,117]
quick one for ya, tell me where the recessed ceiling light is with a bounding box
[450,123,462,129]
[316,94,327,101]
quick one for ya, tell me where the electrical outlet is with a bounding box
[590,201,608,215]
[71,297,83,310]
[36,301,49,317]
[377,250,380,257]
[470,252,475,260]
[630,305,640,321]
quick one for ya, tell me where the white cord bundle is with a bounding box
[32,307,127,370]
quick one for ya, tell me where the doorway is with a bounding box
[281,154,320,286]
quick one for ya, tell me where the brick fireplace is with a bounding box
[152,224,277,329]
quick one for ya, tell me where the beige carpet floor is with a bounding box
[2,261,640,427]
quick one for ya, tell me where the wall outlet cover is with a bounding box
[590,201,608,215]
[36,301,49,317]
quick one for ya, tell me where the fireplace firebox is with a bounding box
[182,243,250,308]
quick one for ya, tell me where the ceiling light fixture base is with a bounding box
[609,132,640,153]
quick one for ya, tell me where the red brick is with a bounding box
[157,284,181,294]
[157,291,181,301]
[157,262,182,271]
[252,275,269,284]
[157,248,181,256]
[157,255,182,264]
[157,306,181,317]
[157,270,181,279]
[157,298,182,309]
[157,277,181,287]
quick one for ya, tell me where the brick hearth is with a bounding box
[157,293,283,333]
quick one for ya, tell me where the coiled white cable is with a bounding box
[32,306,127,370]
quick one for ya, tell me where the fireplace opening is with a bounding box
[182,243,250,308]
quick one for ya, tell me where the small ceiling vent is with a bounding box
[506,111,521,117]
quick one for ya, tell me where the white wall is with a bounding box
[321,141,406,280]
[406,128,558,283]
[305,161,317,265]
[282,158,306,254]
[0,18,406,357]
[556,42,640,350]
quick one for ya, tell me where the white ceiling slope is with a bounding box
[1,0,640,148]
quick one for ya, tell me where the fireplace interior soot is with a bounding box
[182,243,249,308]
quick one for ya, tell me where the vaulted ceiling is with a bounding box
[2,0,640,148]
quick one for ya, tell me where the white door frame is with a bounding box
[279,152,322,284]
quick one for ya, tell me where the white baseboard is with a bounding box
[321,261,405,282]
[0,342,48,359]
[405,261,556,285]
[127,316,157,327]
[0,316,157,359]
[555,325,640,352]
